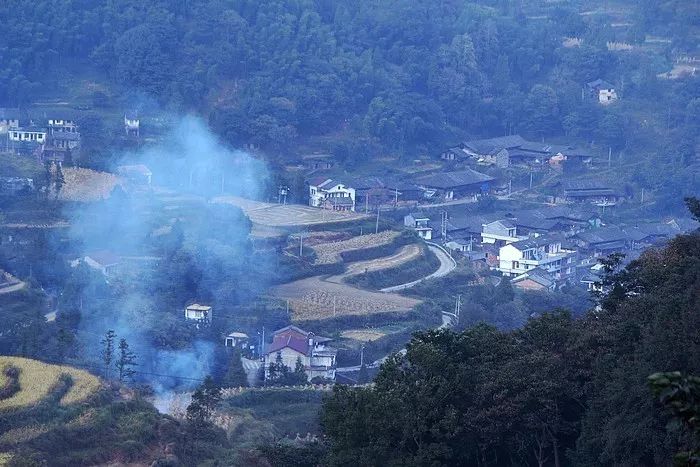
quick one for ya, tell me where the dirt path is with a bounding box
[270,275,421,322]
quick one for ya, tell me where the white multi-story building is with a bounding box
[9,128,47,144]
[481,219,525,246]
[308,178,356,211]
[497,236,576,281]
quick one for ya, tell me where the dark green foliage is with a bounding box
[322,230,700,466]
[223,348,249,388]
[186,376,222,425]
[649,372,700,465]
[115,338,137,383]
[0,366,21,400]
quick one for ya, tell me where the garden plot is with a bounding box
[270,275,421,321]
[213,196,367,227]
[311,230,400,265]
[340,329,387,342]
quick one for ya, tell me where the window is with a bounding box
[512,261,520,269]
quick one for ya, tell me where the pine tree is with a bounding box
[223,348,249,388]
[115,338,137,383]
[291,356,308,385]
[100,330,116,379]
[186,376,222,425]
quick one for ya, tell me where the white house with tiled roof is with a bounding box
[308,177,356,211]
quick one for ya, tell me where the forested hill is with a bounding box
[321,201,700,466]
[1,0,698,159]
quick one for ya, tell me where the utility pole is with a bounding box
[299,232,304,257]
[441,211,448,240]
[641,188,645,204]
[394,188,399,207]
[365,194,369,213]
[529,170,533,190]
[608,147,612,168]
[360,345,364,367]
[375,205,380,234]
[508,179,512,196]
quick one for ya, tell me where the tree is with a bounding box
[649,372,700,465]
[685,197,700,222]
[100,330,116,379]
[223,348,249,388]
[495,276,515,303]
[115,338,137,383]
[290,356,309,385]
[186,376,222,425]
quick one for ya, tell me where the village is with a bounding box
[1,89,697,390]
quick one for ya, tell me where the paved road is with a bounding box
[379,243,456,292]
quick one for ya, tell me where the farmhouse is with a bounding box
[263,325,337,382]
[124,112,140,137]
[9,127,47,144]
[184,303,213,324]
[481,219,523,246]
[497,235,576,281]
[302,153,335,171]
[573,226,631,257]
[71,251,121,276]
[49,132,80,150]
[404,212,433,240]
[47,114,79,135]
[562,179,621,206]
[224,331,249,349]
[587,79,618,104]
[0,108,21,133]
[511,267,556,292]
[415,169,495,201]
[308,177,356,211]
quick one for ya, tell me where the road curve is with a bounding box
[379,242,456,292]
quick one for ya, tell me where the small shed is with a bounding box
[225,331,249,348]
[184,303,212,323]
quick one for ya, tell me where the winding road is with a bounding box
[379,243,456,292]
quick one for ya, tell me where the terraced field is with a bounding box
[311,230,400,265]
[270,275,421,321]
[0,357,102,411]
[213,196,367,227]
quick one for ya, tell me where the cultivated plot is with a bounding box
[270,275,421,321]
[214,196,367,227]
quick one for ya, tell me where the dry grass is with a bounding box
[271,276,421,321]
[57,167,122,202]
[0,357,101,411]
[311,231,400,265]
[340,330,387,342]
[0,453,12,466]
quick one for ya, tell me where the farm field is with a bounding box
[311,230,400,265]
[57,167,122,202]
[340,329,387,342]
[0,357,101,410]
[213,195,367,227]
[330,244,421,279]
[270,275,421,321]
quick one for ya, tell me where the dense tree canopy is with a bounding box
[322,226,700,466]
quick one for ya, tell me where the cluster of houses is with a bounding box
[439,134,595,170]
[0,107,140,161]
[405,206,698,292]
[306,169,497,211]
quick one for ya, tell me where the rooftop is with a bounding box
[416,169,495,189]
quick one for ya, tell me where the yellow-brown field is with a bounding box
[0,357,102,411]
[340,329,387,342]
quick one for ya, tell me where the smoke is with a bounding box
[62,115,269,392]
